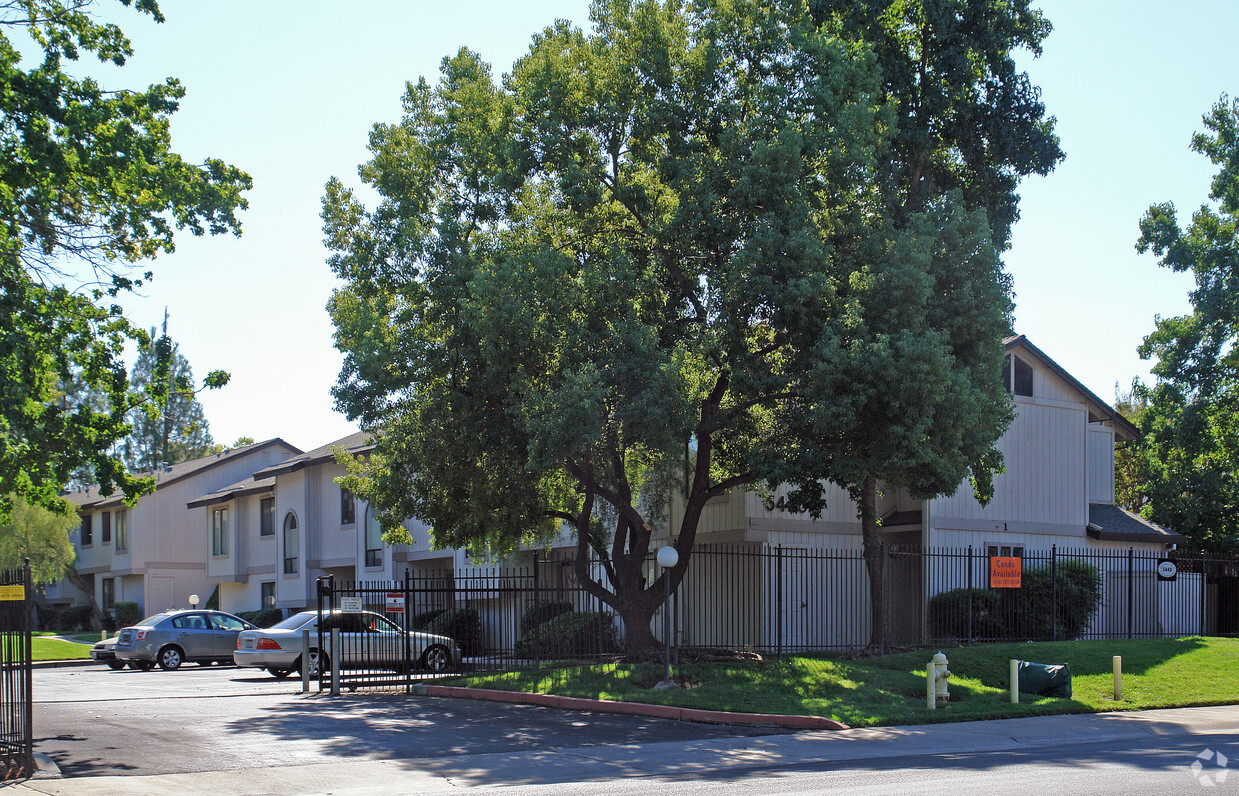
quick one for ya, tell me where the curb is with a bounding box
[32,659,97,669]
[413,684,849,730]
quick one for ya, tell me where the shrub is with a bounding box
[113,601,141,628]
[236,607,285,628]
[409,608,448,631]
[927,588,1004,641]
[1009,560,1102,640]
[514,611,619,659]
[425,608,483,655]
[519,600,574,634]
[56,604,94,632]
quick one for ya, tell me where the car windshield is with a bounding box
[265,612,317,631]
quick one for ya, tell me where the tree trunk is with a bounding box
[860,475,886,653]
[62,565,104,630]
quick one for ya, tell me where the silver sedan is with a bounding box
[115,610,257,670]
[233,609,462,678]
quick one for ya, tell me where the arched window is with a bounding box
[364,507,383,568]
[283,512,299,574]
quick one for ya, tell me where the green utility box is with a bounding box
[1017,660,1072,698]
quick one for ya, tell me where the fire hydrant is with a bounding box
[927,651,951,709]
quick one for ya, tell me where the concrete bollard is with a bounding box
[1113,655,1122,701]
[1010,659,1019,704]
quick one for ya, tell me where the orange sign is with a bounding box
[990,556,1022,588]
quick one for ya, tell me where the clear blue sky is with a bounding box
[90,0,1236,451]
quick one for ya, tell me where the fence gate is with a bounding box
[0,565,32,779]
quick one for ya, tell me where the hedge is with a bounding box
[424,608,483,655]
[928,560,1102,641]
[113,601,141,628]
[519,600,574,635]
[236,607,285,628]
[409,608,448,631]
[56,605,94,632]
[514,611,619,659]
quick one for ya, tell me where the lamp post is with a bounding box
[656,545,679,685]
[188,594,199,609]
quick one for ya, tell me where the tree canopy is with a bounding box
[0,0,247,518]
[326,0,1056,650]
[1127,96,1239,553]
[0,495,77,585]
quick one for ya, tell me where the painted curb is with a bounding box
[420,684,849,730]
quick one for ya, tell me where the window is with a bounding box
[364,508,383,568]
[260,581,276,608]
[340,488,355,525]
[101,578,114,611]
[172,614,208,630]
[987,545,1025,558]
[212,508,229,556]
[259,497,275,537]
[1002,354,1033,397]
[283,513,299,574]
[80,514,93,546]
[210,614,246,632]
[101,511,111,544]
[115,510,128,552]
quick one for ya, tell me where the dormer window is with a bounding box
[1003,354,1033,397]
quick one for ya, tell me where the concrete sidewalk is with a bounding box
[13,704,1239,795]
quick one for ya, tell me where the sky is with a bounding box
[69,0,1239,453]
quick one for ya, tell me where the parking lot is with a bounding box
[34,663,780,778]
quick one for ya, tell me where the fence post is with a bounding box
[1127,548,1134,640]
[879,540,886,656]
[776,545,783,658]
[404,569,412,691]
[1200,551,1208,637]
[966,546,973,643]
[532,551,541,668]
[22,561,33,777]
[1051,545,1058,642]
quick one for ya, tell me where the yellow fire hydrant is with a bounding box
[927,651,951,709]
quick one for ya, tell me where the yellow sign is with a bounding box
[0,585,25,601]
[990,556,1022,589]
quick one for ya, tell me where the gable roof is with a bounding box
[1004,335,1140,442]
[1087,503,1186,545]
[64,438,302,511]
[186,476,277,510]
[250,430,373,479]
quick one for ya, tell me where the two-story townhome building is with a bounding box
[190,432,471,615]
[50,439,301,619]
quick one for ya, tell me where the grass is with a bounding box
[32,636,92,661]
[438,637,1239,727]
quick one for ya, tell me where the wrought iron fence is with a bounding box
[0,565,32,779]
[314,544,1239,689]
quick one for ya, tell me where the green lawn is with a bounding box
[440,637,1239,727]
[32,636,92,661]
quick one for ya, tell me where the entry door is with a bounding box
[150,577,175,613]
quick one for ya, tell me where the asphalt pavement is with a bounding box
[17,678,1239,796]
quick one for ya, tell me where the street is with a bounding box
[26,664,1239,795]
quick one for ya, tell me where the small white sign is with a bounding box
[1157,559,1178,581]
[385,593,405,612]
[340,597,363,613]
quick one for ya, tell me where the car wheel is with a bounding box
[299,649,328,677]
[266,667,291,680]
[421,644,450,673]
[131,660,154,671]
[157,646,184,671]
[106,661,126,671]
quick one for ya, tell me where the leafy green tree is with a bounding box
[1131,96,1239,553]
[326,0,1050,652]
[0,495,77,585]
[0,0,247,518]
[124,322,216,471]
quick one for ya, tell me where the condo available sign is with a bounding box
[990,556,1023,588]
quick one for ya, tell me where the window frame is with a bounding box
[114,510,128,552]
[101,510,111,544]
[259,497,275,537]
[283,512,299,575]
[101,578,115,611]
[80,514,93,547]
[340,488,356,526]
[211,507,229,557]
[364,507,383,569]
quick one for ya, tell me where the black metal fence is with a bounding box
[0,565,32,779]
[314,544,1239,689]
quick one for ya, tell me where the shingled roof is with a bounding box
[63,438,301,510]
[250,430,373,479]
[1087,503,1186,545]
[186,476,277,510]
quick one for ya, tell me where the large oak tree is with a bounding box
[326,0,1056,651]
